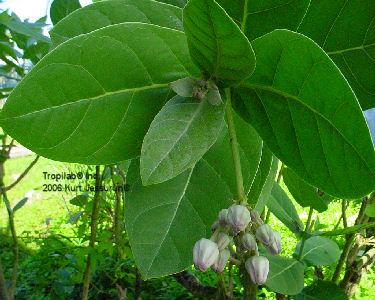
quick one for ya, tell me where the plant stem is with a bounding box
[0,160,19,300]
[297,207,314,261]
[225,89,247,204]
[342,199,348,228]
[110,166,122,250]
[82,166,102,300]
[331,196,370,284]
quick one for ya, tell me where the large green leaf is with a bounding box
[267,182,303,234]
[156,0,186,8]
[50,0,82,25]
[264,253,305,295]
[203,111,263,197]
[233,29,375,199]
[140,96,225,185]
[125,112,262,278]
[298,0,375,110]
[0,23,199,165]
[50,0,184,46]
[294,280,348,300]
[283,167,332,212]
[254,155,279,213]
[216,0,311,41]
[183,0,255,85]
[247,145,272,204]
[295,236,340,266]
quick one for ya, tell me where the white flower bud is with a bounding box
[227,205,251,233]
[211,249,230,273]
[242,233,258,252]
[245,256,269,285]
[170,77,195,97]
[218,209,228,226]
[217,233,230,251]
[193,238,219,272]
[256,224,274,246]
[266,231,282,255]
[211,220,219,232]
[250,209,262,224]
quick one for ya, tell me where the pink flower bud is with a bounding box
[256,224,274,246]
[193,238,219,272]
[211,249,230,273]
[218,209,228,226]
[242,233,258,252]
[227,205,251,233]
[266,231,282,255]
[217,233,230,251]
[245,256,269,285]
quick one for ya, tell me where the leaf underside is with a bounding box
[141,96,225,185]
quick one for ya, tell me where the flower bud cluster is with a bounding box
[193,203,283,287]
[170,77,222,105]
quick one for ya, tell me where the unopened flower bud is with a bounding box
[242,233,258,252]
[250,209,262,224]
[256,224,274,246]
[217,233,230,251]
[211,220,219,232]
[218,209,228,226]
[245,256,269,285]
[227,205,251,233]
[193,238,219,272]
[211,249,230,273]
[267,231,282,255]
[170,77,195,97]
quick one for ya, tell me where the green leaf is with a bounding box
[365,204,375,217]
[126,113,262,278]
[70,194,89,207]
[248,145,272,204]
[141,96,225,185]
[216,0,311,41]
[50,0,82,26]
[267,182,304,234]
[283,167,332,212]
[0,23,199,165]
[298,0,375,110]
[203,111,263,197]
[264,253,305,295]
[0,20,50,44]
[183,0,255,85]
[233,29,375,199]
[67,211,84,223]
[315,222,375,237]
[13,197,28,212]
[254,155,279,214]
[295,280,348,300]
[295,236,340,266]
[50,0,184,47]
[125,161,231,278]
[156,0,186,8]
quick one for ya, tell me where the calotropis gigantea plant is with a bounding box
[1,0,375,298]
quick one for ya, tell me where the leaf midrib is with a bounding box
[241,82,375,179]
[142,99,207,183]
[0,82,169,121]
